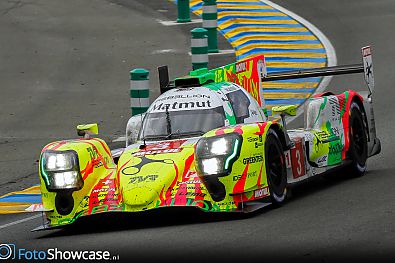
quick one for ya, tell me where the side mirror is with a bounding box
[126,113,145,147]
[272,105,297,116]
[77,123,99,138]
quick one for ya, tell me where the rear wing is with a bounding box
[262,46,375,95]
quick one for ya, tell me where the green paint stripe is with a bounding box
[130,89,149,98]
[130,69,149,80]
[192,46,208,54]
[131,107,148,116]
[203,13,217,20]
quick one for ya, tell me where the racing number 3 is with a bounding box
[291,139,306,179]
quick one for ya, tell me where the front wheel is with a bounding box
[265,129,288,206]
[347,101,368,177]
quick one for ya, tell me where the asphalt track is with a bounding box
[1,0,395,262]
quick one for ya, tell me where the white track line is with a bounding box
[0,214,41,230]
[259,0,337,123]
[157,19,202,26]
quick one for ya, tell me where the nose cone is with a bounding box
[122,186,160,208]
[117,140,196,208]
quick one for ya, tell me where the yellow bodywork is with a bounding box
[39,122,281,227]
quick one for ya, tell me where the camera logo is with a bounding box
[0,244,15,260]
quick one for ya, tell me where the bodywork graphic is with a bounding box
[33,49,380,230]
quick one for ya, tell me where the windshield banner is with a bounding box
[209,55,266,108]
[149,87,223,113]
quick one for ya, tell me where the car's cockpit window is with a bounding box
[225,90,251,123]
[139,106,225,140]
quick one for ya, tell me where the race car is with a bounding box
[32,46,380,230]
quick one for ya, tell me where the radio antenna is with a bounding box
[138,89,147,149]
[165,105,172,136]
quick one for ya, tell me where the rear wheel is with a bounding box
[347,101,368,177]
[265,129,287,206]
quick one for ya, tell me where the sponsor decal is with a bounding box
[221,84,238,93]
[242,155,263,165]
[316,155,327,165]
[132,148,182,156]
[86,147,111,168]
[143,140,186,151]
[177,192,206,198]
[236,61,247,73]
[133,140,187,156]
[251,110,258,116]
[102,179,113,185]
[89,195,119,206]
[330,126,341,137]
[329,96,341,117]
[233,171,257,181]
[87,147,99,159]
[329,143,343,154]
[315,130,331,140]
[175,185,205,191]
[178,180,201,185]
[362,46,374,92]
[247,137,258,142]
[156,94,211,102]
[151,100,213,112]
[130,175,158,184]
[254,142,263,148]
[92,188,116,194]
[247,135,262,143]
[216,201,235,206]
[80,192,120,208]
[185,170,198,179]
[254,187,269,198]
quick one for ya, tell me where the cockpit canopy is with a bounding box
[136,83,266,142]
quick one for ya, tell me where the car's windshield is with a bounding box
[139,106,225,140]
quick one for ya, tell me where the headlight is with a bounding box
[195,133,242,177]
[41,150,83,192]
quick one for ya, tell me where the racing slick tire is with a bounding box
[265,129,288,206]
[347,101,368,177]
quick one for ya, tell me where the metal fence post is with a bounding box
[177,0,191,23]
[203,0,218,53]
[191,28,208,70]
[130,69,150,116]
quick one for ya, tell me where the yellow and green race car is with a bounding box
[33,47,380,230]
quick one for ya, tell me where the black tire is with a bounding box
[265,129,288,206]
[347,101,368,177]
